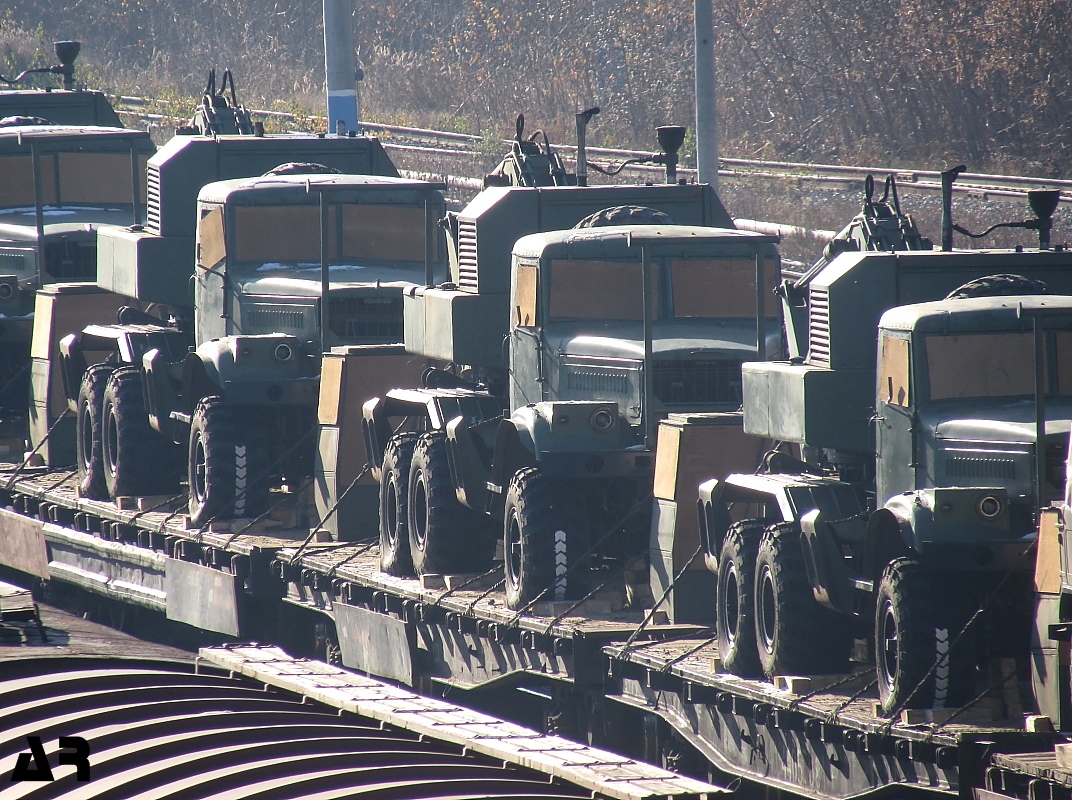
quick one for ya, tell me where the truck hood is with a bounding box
[925,398,1072,444]
[543,318,780,360]
[0,206,138,239]
[234,262,430,296]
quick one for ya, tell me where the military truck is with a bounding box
[29,124,401,466]
[58,172,444,527]
[697,176,1072,713]
[359,123,780,609]
[0,40,123,127]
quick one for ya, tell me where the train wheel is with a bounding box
[716,519,765,678]
[76,363,115,500]
[378,432,419,576]
[188,397,268,527]
[503,467,589,610]
[875,558,974,714]
[755,521,851,677]
[407,432,495,575]
[102,367,181,499]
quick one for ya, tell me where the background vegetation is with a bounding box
[3,0,1070,177]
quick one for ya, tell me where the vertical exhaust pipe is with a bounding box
[940,165,965,251]
[575,107,599,187]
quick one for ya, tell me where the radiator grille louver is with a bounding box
[246,308,307,333]
[146,165,161,232]
[0,252,28,273]
[808,286,831,365]
[944,457,1017,481]
[653,359,743,406]
[566,368,630,395]
[457,219,478,290]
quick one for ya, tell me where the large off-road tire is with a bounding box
[945,273,1050,299]
[188,397,269,527]
[76,363,115,500]
[875,558,975,714]
[379,432,419,576]
[754,521,852,677]
[407,432,496,575]
[503,467,590,610]
[101,367,182,499]
[716,520,765,678]
[573,205,675,229]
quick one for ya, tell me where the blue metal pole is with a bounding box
[324,0,359,134]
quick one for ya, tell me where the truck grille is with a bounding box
[456,219,478,290]
[945,456,1016,481]
[808,285,830,366]
[652,359,743,406]
[1046,439,1068,494]
[146,165,161,232]
[44,241,95,281]
[328,295,403,342]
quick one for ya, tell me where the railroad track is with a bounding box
[113,97,1072,206]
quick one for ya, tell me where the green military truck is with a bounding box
[58,172,444,527]
[698,178,1072,713]
[29,123,402,466]
[360,124,781,609]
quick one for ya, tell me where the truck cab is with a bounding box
[876,297,1072,564]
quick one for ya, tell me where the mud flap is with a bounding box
[165,557,241,636]
[445,416,489,512]
[335,602,416,686]
[799,509,853,614]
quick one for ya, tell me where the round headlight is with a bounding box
[976,494,1004,520]
[0,283,13,301]
[273,342,295,363]
[590,408,616,432]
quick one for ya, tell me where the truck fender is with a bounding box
[799,509,854,614]
[697,473,794,572]
[57,332,88,413]
[445,415,491,513]
[361,394,433,483]
[142,348,183,443]
[180,350,221,418]
[488,418,538,516]
[697,478,732,572]
[863,506,913,580]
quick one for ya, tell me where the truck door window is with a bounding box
[515,263,538,326]
[669,257,778,318]
[548,259,657,320]
[198,206,226,269]
[878,335,910,407]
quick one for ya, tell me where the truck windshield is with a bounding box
[230,203,428,268]
[0,152,147,208]
[547,255,776,321]
[925,331,1072,400]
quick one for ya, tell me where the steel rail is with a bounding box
[111,96,1070,204]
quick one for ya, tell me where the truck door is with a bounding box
[876,332,916,501]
